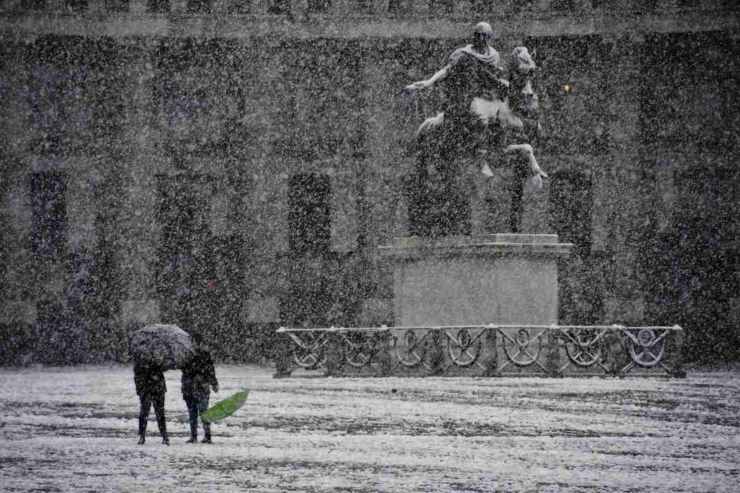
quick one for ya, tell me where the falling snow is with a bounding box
[0,2,738,491]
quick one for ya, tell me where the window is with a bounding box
[21,0,46,10]
[470,0,490,13]
[157,174,210,256]
[550,0,574,10]
[27,39,111,154]
[65,0,87,12]
[155,65,212,147]
[228,0,251,13]
[106,0,129,12]
[152,40,246,157]
[354,0,373,12]
[668,166,738,358]
[284,174,335,327]
[548,170,592,258]
[268,0,290,14]
[147,0,169,13]
[29,55,124,152]
[470,0,536,13]
[550,170,598,325]
[187,0,212,13]
[156,173,209,298]
[387,0,407,14]
[30,172,67,258]
[27,64,62,154]
[155,174,215,325]
[640,32,734,148]
[509,0,536,13]
[429,0,452,14]
[288,174,331,254]
[280,40,365,159]
[307,0,330,12]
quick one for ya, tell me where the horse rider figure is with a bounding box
[405,22,508,160]
[405,22,547,189]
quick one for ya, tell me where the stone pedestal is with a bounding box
[379,234,572,327]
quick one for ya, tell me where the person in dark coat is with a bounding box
[134,362,169,445]
[182,332,219,443]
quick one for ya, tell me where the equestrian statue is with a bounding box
[403,22,547,236]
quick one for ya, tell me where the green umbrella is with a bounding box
[201,389,249,424]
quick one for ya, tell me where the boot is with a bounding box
[186,418,198,443]
[138,416,147,445]
[201,423,212,444]
[186,431,197,444]
[156,410,168,445]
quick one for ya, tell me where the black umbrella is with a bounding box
[129,324,194,371]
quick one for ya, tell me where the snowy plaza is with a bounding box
[1,365,738,492]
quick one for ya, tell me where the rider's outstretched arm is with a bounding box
[406,64,450,91]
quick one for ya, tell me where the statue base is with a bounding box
[378,234,572,327]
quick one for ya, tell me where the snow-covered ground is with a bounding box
[0,365,738,492]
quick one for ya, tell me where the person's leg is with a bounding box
[138,395,151,444]
[153,393,168,445]
[185,396,198,443]
[199,394,211,443]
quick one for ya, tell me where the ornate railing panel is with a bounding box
[275,324,685,378]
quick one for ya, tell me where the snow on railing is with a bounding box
[275,324,685,378]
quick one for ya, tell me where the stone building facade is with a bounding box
[0,1,737,363]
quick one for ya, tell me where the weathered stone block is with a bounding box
[379,234,572,327]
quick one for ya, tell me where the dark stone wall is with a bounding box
[0,5,737,364]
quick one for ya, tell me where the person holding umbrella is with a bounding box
[182,332,219,443]
[134,361,169,445]
[130,323,196,446]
